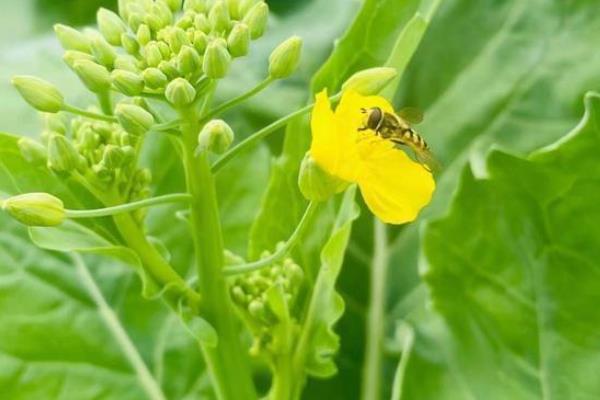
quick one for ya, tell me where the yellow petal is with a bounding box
[358,140,435,224]
[335,90,395,135]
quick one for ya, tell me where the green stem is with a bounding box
[270,356,294,400]
[179,104,257,400]
[65,193,190,219]
[212,92,342,173]
[224,201,319,276]
[204,77,274,120]
[361,219,388,400]
[62,104,117,122]
[97,90,113,115]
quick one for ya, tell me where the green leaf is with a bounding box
[400,92,600,399]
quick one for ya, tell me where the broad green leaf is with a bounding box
[400,92,600,399]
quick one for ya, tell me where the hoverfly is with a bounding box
[359,106,441,173]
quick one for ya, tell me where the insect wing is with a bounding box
[415,148,442,174]
[397,107,424,125]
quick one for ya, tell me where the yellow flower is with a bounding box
[310,89,435,224]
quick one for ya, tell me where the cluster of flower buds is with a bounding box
[228,248,304,356]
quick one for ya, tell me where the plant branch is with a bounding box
[65,193,191,219]
[62,104,117,122]
[203,77,275,121]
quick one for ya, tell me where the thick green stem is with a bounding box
[269,356,294,400]
[65,193,191,219]
[179,105,257,400]
[97,90,113,115]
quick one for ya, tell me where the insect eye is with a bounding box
[360,108,367,114]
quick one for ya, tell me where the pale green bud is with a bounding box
[298,152,348,201]
[97,8,127,46]
[137,24,152,46]
[121,33,140,55]
[197,119,234,154]
[239,0,258,16]
[184,0,207,12]
[127,12,145,32]
[54,24,91,52]
[268,36,302,79]
[44,113,68,135]
[116,103,155,135]
[203,40,231,79]
[72,60,112,93]
[193,31,209,53]
[209,1,230,33]
[243,2,268,40]
[248,299,266,320]
[144,42,163,67]
[227,23,250,57]
[47,134,85,172]
[142,67,168,89]
[165,0,183,12]
[11,76,64,113]
[112,69,144,96]
[93,163,114,183]
[2,193,65,227]
[226,0,242,19]
[157,41,172,58]
[194,13,210,33]
[152,1,173,26]
[102,145,126,169]
[341,67,398,96]
[231,286,247,305]
[63,50,95,69]
[114,55,139,72]
[90,35,117,67]
[18,138,47,166]
[159,60,180,80]
[178,45,202,76]
[165,78,196,106]
[168,27,190,53]
[144,12,164,32]
[176,13,194,29]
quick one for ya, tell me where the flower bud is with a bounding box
[44,113,68,135]
[2,193,65,227]
[168,27,190,54]
[137,24,152,46]
[203,40,231,79]
[142,67,168,89]
[115,103,155,135]
[341,67,398,96]
[159,60,180,80]
[72,60,112,93]
[226,0,242,19]
[12,76,64,113]
[47,134,85,172]
[54,24,91,52]
[144,42,163,67]
[243,2,268,40]
[192,31,209,54]
[239,0,258,16]
[18,138,47,166]
[227,23,250,57]
[268,36,302,79]
[63,50,95,69]
[121,33,140,55]
[298,152,348,201]
[185,0,207,12]
[152,2,173,26]
[90,35,117,68]
[112,69,144,96]
[165,0,183,12]
[165,78,196,106]
[194,13,210,33]
[97,8,127,46]
[231,285,247,305]
[127,12,144,32]
[197,119,234,154]
[102,145,126,169]
[93,163,114,183]
[178,45,201,76]
[248,299,266,320]
[114,55,139,72]
[209,1,230,33]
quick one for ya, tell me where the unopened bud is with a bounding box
[112,69,144,96]
[73,60,112,93]
[54,24,91,52]
[121,33,140,55]
[192,31,209,54]
[165,77,196,106]
[137,24,152,46]
[341,67,398,96]
[2,193,65,227]
[18,138,47,166]
[248,299,266,320]
[127,12,144,32]
[226,0,242,19]
[97,8,127,46]
[178,45,201,76]
[44,113,68,135]
[12,76,64,113]
[194,13,210,33]
[116,103,154,135]
[144,42,163,67]
[197,119,234,154]
[268,36,302,79]
[114,55,139,72]
[102,145,126,169]
[90,35,117,67]
[165,0,183,12]
[209,1,230,33]
[227,23,250,57]
[152,2,173,26]
[63,50,95,69]
[47,134,84,172]
[168,27,190,54]
[298,152,348,201]
[185,0,207,12]
[239,0,258,16]
[203,40,231,79]
[142,67,168,89]
[243,2,268,40]
[159,60,180,80]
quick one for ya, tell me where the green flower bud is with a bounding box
[97,8,127,46]
[203,40,231,79]
[54,24,91,52]
[209,1,230,33]
[178,45,202,76]
[239,0,258,16]
[93,163,114,183]
[114,55,139,72]
[152,2,173,26]
[112,69,144,96]
[2,193,65,227]
[157,41,172,58]
[243,2,268,40]
[227,23,250,57]
[72,60,112,93]
[18,138,47,166]
[268,35,302,79]
[144,42,163,67]
[298,152,348,201]
[159,60,180,80]
[137,24,152,46]
[193,31,209,53]
[231,285,247,305]
[176,13,194,29]
[194,13,210,33]
[197,119,234,154]
[47,134,85,172]
[63,50,95,69]
[142,67,168,89]
[44,113,68,135]
[127,12,145,32]
[248,299,266,320]
[226,0,242,19]
[11,76,64,113]
[144,12,164,32]
[165,0,183,12]
[168,27,190,53]
[102,145,126,169]
[165,77,196,106]
[121,33,140,55]
[90,35,117,67]
[185,0,207,13]
[115,103,155,135]
[341,67,398,96]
